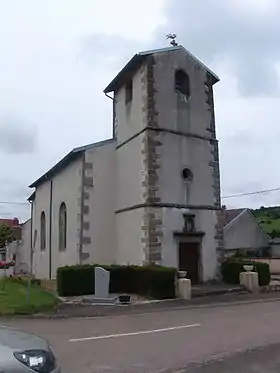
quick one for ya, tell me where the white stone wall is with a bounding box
[153,49,211,138]
[116,133,145,210]
[114,64,147,265]
[51,157,82,277]
[158,133,214,206]
[116,208,145,265]
[114,66,146,146]
[32,181,51,279]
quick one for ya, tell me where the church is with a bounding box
[27,43,223,283]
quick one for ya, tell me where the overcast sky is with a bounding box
[0,0,280,221]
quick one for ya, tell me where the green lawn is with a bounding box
[0,278,58,315]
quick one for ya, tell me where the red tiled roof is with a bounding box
[0,218,20,227]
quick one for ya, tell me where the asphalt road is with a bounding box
[2,299,280,372]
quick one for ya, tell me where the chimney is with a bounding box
[13,218,19,226]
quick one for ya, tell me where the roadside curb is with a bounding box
[3,293,280,320]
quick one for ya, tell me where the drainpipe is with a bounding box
[29,200,33,275]
[48,180,53,280]
[105,92,116,139]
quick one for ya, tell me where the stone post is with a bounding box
[240,271,259,293]
[178,278,191,300]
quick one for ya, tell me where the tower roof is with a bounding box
[104,45,219,94]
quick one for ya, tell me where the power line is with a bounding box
[0,186,280,205]
[0,201,29,206]
[222,187,280,199]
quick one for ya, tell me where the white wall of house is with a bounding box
[15,219,31,274]
[32,156,82,279]
[224,210,269,251]
[271,241,280,258]
[84,141,117,264]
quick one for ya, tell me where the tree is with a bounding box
[0,224,16,249]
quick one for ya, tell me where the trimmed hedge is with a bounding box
[221,260,270,286]
[57,264,176,299]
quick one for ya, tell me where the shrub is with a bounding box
[221,259,270,286]
[57,264,176,299]
[30,278,41,287]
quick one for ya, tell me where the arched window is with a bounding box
[59,202,67,250]
[175,69,190,97]
[40,211,46,251]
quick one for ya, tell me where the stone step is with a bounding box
[261,284,280,293]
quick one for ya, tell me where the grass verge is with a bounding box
[0,278,58,315]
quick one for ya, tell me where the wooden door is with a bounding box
[179,242,200,284]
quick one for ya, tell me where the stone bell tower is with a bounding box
[104,44,223,283]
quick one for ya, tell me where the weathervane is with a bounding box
[166,33,178,47]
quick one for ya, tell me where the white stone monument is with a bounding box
[94,266,110,298]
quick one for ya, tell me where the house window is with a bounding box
[59,202,67,250]
[40,211,46,251]
[125,79,133,104]
[175,69,190,97]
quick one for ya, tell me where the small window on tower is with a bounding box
[125,79,133,104]
[175,69,190,97]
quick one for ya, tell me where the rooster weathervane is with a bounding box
[166,33,178,47]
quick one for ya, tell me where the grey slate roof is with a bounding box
[222,208,245,227]
[29,138,114,188]
[103,45,219,94]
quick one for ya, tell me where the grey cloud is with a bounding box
[160,0,280,96]
[0,115,38,154]
[224,130,260,146]
[0,178,30,221]
[79,34,145,69]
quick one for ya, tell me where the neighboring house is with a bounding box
[28,44,223,284]
[270,238,280,258]
[0,217,22,262]
[222,208,270,255]
[13,219,32,275]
